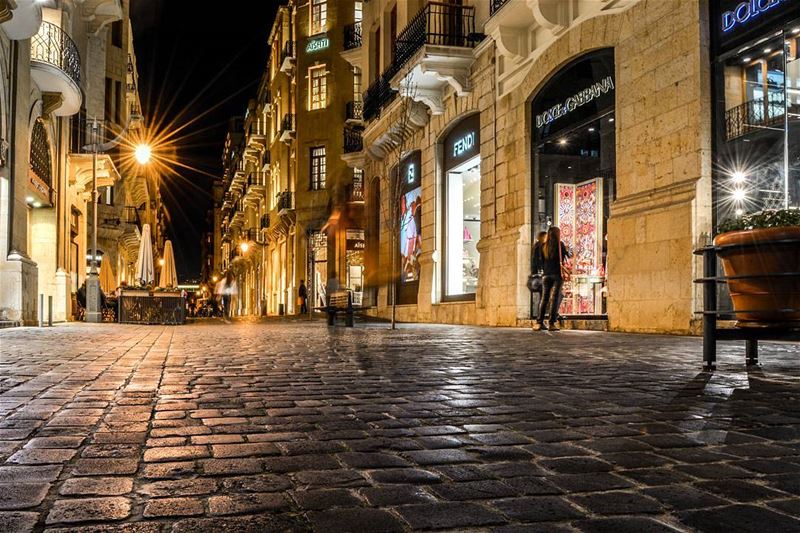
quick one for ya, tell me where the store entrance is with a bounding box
[531,49,615,319]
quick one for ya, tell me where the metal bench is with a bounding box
[694,245,800,370]
[321,290,354,327]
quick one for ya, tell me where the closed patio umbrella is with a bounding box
[99,256,115,294]
[135,223,154,286]
[159,240,178,289]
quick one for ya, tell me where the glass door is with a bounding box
[785,21,800,208]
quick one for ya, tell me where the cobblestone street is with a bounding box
[0,321,799,532]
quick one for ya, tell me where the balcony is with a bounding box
[388,2,480,115]
[343,128,363,154]
[243,172,266,204]
[280,41,295,73]
[30,21,82,116]
[124,206,142,232]
[490,0,510,16]
[350,172,365,203]
[344,21,362,50]
[260,214,271,230]
[279,113,295,143]
[363,75,397,122]
[277,190,294,215]
[246,118,268,150]
[725,95,785,141]
[230,200,245,228]
[346,100,363,123]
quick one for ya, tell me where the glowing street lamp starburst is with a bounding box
[135,144,152,165]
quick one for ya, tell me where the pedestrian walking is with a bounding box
[534,226,571,331]
[221,271,238,323]
[298,279,308,314]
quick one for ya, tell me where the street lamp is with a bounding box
[239,242,250,254]
[135,144,152,165]
[83,115,151,323]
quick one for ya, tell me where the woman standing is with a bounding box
[534,226,570,331]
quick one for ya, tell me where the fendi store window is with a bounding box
[532,49,616,318]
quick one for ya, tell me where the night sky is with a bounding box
[130,1,278,280]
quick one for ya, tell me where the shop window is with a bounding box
[310,146,326,190]
[353,67,362,102]
[532,49,615,317]
[308,230,328,307]
[346,228,365,306]
[30,118,52,187]
[442,114,481,299]
[311,0,327,35]
[355,1,363,23]
[309,65,327,110]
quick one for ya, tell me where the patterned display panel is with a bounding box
[554,178,604,316]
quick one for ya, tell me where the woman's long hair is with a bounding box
[543,226,561,260]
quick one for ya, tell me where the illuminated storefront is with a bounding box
[532,49,615,318]
[712,0,800,225]
[442,114,481,300]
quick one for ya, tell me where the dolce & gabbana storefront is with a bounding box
[531,49,616,321]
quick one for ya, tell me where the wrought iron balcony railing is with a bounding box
[124,206,141,231]
[363,74,397,122]
[260,214,270,230]
[247,172,267,188]
[363,2,477,122]
[392,2,477,78]
[344,21,362,50]
[277,190,294,212]
[489,0,510,16]
[343,128,364,154]
[724,93,785,141]
[346,100,363,121]
[31,22,81,86]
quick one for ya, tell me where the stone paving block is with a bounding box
[540,457,614,474]
[24,436,84,449]
[549,473,634,493]
[170,514,306,532]
[144,445,209,462]
[396,501,506,529]
[211,442,280,458]
[294,469,370,489]
[0,512,39,533]
[0,465,62,483]
[81,444,140,458]
[573,517,684,532]
[0,483,49,510]
[6,448,76,465]
[220,474,292,493]
[292,488,362,510]
[72,459,139,476]
[140,461,197,479]
[262,454,340,473]
[404,449,474,465]
[570,490,663,515]
[45,497,131,524]
[368,468,442,484]
[138,478,218,497]
[360,486,436,506]
[207,493,290,515]
[59,477,133,496]
[201,458,263,476]
[142,497,204,518]
[338,452,411,469]
[678,504,800,532]
[307,508,404,532]
[491,496,585,522]
[696,479,789,502]
[430,479,517,501]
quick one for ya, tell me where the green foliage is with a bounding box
[717,209,800,235]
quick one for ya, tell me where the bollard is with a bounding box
[48,295,53,327]
[38,294,44,327]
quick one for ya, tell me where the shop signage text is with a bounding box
[452,132,476,158]
[722,0,787,33]
[536,76,615,129]
[306,37,329,53]
[407,163,416,184]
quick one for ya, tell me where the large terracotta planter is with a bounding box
[713,226,800,326]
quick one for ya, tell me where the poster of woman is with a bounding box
[400,187,422,282]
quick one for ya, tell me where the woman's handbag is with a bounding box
[559,244,572,282]
[527,273,542,292]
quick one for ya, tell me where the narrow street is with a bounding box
[0,322,798,532]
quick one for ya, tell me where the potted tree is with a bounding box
[714,209,800,327]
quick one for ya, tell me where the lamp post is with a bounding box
[84,115,150,323]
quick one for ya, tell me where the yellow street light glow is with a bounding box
[158,258,165,266]
[135,144,152,165]
[732,188,746,202]
[240,242,250,253]
[731,171,746,184]
[212,275,218,282]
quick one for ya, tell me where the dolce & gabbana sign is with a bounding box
[721,0,788,33]
[536,76,615,129]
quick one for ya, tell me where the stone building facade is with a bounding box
[0,0,156,325]
[351,0,714,333]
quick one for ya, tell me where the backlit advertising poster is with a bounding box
[400,187,422,282]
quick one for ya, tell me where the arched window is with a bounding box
[30,119,52,187]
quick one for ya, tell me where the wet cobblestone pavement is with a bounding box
[0,321,799,532]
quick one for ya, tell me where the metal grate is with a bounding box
[489,0,509,16]
[30,119,52,186]
[344,21,362,50]
[343,128,364,154]
[725,93,785,141]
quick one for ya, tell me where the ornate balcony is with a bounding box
[363,75,397,122]
[277,190,294,215]
[388,2,481,115]
[342,128,366,169]
[344,21,362,50]
[260,149,271,171]
[230,199,245,228]
[279,113,295,143]
[346,100,363,123]
[30,21,82,116]
[280,41,295,73]
[244,172,266,204]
